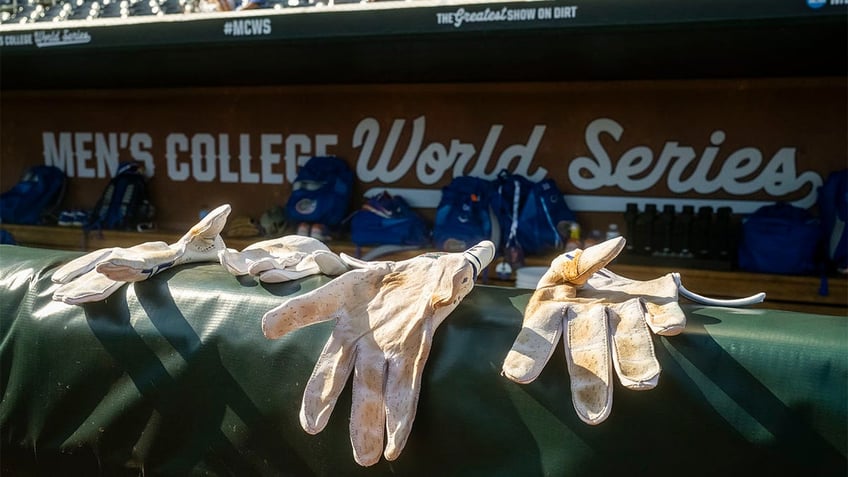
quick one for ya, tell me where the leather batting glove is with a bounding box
[261,241,495,466]
[502,237,764,425]
[52,204,231,304]
[218,235,347,283]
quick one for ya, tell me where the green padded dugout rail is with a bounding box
[0,245,845,476]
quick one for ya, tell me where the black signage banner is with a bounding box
[1,0,846,53]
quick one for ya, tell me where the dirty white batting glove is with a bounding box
[52,204,231,304]
[218,235,347,283]
[502,237,764,425]
[261,241,495,466]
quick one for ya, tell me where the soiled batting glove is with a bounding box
[52,204,231,304]
[218,235,347,283]
[501,237,764,425]
[261,241,495,466]
[501,237,680,424]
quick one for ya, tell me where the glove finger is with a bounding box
[94,242,177,282]
[249,235,329,255]
[52,248,116,283]
[462,240,496,278]
[217,248,257,276]
[349,344,387,467]
[640,274,687,336]
[608,299,660,390]
[52,269,124,304]
[383,331,433,462]
[564,304,613,425]
[502,299,566,384]
[313,250,349,276]
[340,253,390,270]
[569,237,626,285]
[178,203,231,242]
[585,272,685,336]
[300,329,357,435]
[166,205,230,267]
[539,237,625,288]
[256,265,320,283]
[247,253,307,275]
[585,267,631,290]
[262,269,377,339]
[646,298,687,336]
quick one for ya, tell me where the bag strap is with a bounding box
[505,179,520,247]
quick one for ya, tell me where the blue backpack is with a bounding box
[0,229,17,245]
[350,191,429,247]
[817,169,848,273]
[87,162,154,231]
[285,156,353,227]
[491,171,533,251]
[738,202,821,275]
[433,176,496,252]
[515,178,576,255]
[0,165,67,225]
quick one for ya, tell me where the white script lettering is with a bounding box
[353,116,547,185]
[568,118,822,207]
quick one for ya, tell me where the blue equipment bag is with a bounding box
[86,161,154,231]
[350,191,429,247]
[285,156,353,227]
[817,169,848,274]
[491,171,532,250]
[515,178,576,255]
[738,202,821,275]
[0,229,16,245]
[433,176,495,252]
[0,165,67,225]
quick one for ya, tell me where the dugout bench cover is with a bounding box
[0,245,845,476]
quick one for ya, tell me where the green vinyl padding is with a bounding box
[0,245,845,476]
